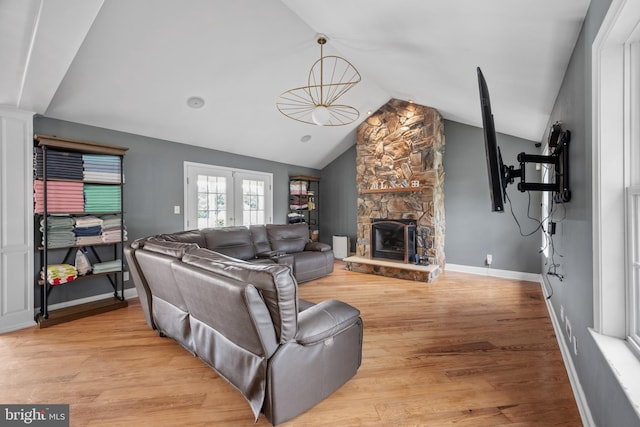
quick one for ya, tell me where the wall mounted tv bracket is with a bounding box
[502,122,571,203]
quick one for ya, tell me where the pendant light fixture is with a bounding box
[276,35,361,126]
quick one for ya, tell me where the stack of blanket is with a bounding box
[43,264,78,286]
[40,215,76,248]
[74,216,103,246]
[101,215,127,243]
[34,148,84,180]
[84,185,121,212]
[82,154,122,183]
[34,180,84,213]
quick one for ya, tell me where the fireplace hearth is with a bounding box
[371,219,416,263]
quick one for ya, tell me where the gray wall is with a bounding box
[34,117,320,305]
[442,120,542,273]
[542,0,639,425]
[320,145,358,252]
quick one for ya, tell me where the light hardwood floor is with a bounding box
[0,262,581,426]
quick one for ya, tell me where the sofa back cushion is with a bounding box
[250,224,272,254]
[171,261,269,355]
[182,248,298,342]
[266,223,309,253]
[158,229,206,247]
[135,249,188,312]
[202,227,256,260]
[143,238,200,259]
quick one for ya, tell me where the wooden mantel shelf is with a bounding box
[361,187,422,194]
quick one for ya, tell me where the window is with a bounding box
[591,0,640,412]
[628,187,640,355]
[184,162,272,229]
[593,0,640,343]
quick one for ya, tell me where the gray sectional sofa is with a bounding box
[157,223,334,283]
[124,223,362,425]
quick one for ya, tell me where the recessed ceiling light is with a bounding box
[300,135,312,143]
[187,96,205,109]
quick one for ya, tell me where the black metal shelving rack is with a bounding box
[34,135,129,327]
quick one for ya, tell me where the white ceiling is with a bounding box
[1,0,590,169]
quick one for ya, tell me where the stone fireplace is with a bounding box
[351,99,445,282]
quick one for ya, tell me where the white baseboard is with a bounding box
[0,319,37,334]
[445,263,541,282]
[540,277,595,427]
[35,287,138,313]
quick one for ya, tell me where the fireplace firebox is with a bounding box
[370,219,416,263]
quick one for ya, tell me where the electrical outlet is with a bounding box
[486,254,492,266]
[573,336,578,356]
[565,318,572,338]
[123,271,130,281]
[560,305,564,322]
[174,205,181,214]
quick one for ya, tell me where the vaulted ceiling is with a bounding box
[1,0,590,169]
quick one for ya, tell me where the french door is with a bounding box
[184,162,272,229]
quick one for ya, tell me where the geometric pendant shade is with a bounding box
[276,36,361,126]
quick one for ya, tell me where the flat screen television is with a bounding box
[477,67,506,212]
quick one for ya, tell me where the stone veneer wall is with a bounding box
[356,99,446,269]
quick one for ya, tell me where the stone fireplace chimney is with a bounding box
[356,99,445,273]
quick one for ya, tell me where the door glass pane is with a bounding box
[197,174,227,228]
[241,179,265,226]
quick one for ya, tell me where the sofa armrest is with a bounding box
[304,241,331,252]
[295,300,361,345]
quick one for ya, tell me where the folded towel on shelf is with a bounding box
[40,215,75,229]
[289,203,308,210]
[34,180,85,213]
[41,229,76,248]
[100,214,123,228]
[35,204,85,214]
[40,216,76,245]
[83,172,122,183]
[102,229,128,243]
[83,161,121,171]
[33,180,85,193]
[82,154,120,164]
[34,148,84,180]
[83,185,121,212]
[44,231,76,240]
[76,235,104,246]
[92,259,122,274]
[74,216,103,228]
[74,225,102,236]
[43,264,78,286]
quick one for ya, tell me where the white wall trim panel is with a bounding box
[0,106,35,333]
